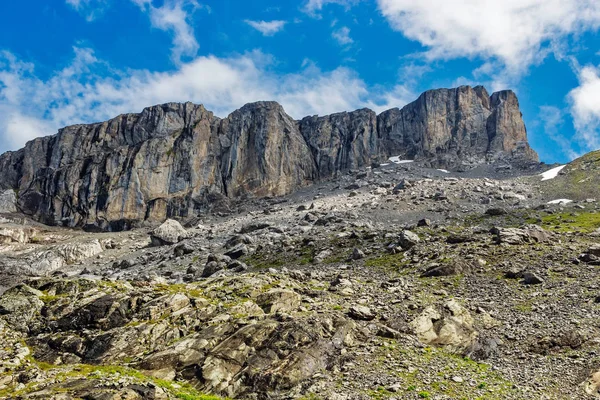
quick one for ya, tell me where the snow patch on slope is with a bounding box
[540,165,566,181]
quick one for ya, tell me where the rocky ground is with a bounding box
[2,156,600,400]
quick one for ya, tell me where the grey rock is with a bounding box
[239,222,271,234]
[0,190,16,213]
[174,242,195,257]
[150,219,189,246]
[348,305,376,321]
[0,86,538,230]
[351,248,365,260]
[521,272,544,285]
[224,243,248,260]
[399,230,420,250]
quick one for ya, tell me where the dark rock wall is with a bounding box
[0,86,539,229]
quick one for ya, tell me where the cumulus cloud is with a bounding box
[0,48,414,153]
[332,26,353,46]
[377,0,600,73]
[245,20,287,36]
[568,65,600,152]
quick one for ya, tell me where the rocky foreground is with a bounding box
[1,152,600,399]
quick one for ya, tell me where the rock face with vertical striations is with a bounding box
[0,86,538,230]
[378,86,537,168]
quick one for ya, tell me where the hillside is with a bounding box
[2,155,600,399]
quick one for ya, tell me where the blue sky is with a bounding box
[1,0,600,163]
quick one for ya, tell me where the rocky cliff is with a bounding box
[0,85,538,229]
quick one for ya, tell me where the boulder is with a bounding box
[410,299,478,353]
[56,240,104,264]
[150,219,189,246]
[399,230,420,250]
[421,261,470,277]
[224,243,249,259]
[256,289,301,314]
[0,284,44,332]
[0,226,37,244]
[348,305,376,321]
[492,225,550,245]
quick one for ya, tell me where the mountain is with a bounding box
[0,85,538,230]
[539,149,600,200]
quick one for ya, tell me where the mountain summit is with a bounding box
[0,85,538,230]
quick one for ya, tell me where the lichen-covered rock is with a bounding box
[0,284,44,332]
[410,299,478,353]
[256,289,301,314]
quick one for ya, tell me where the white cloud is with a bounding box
[0,49,414,153]
[66,0,203,63]
[136,0,203,63]
[332,26,353,46]
[538,105,580,160]
[377,0,600,74]
[245,20,287,36]
[65,0,109,21]
[568,65,600,152]
[303,0,359,16]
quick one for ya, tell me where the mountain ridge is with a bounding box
[0,85,539,230]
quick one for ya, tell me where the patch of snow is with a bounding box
[547,199,573,205]
[437,169,450,174]
[540,165,566,181]
[380,163,390,167]
[389,156,414,164]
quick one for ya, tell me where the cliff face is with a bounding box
[0,85,539,229]
[377,86,537,167]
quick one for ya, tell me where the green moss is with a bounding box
[538,211,600,233]
[365,345,520,399]
[39,294,66,303]
[10,358,227,400]
[155,283,204,298]
[365,253,409,270]
[322,253,347,264]
[298,394,322,400]
[242,252,286,269]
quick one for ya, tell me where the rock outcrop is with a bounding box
[0,86,539,229]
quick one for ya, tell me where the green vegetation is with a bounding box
[39,293,67,303]
[155,283,204,298]
[364,343,521,399]
[365,253,409,270]
[530,211,600,233]
[539,150,600,200]
[1,359,226,400]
